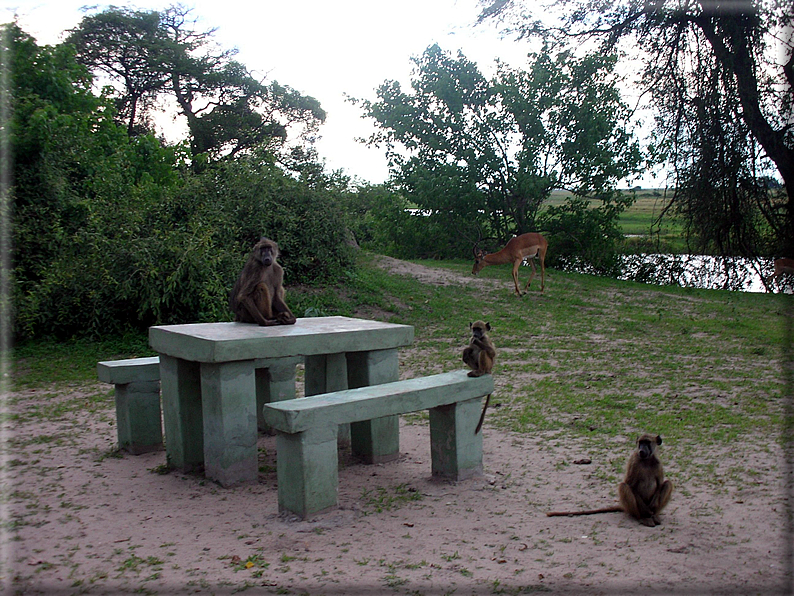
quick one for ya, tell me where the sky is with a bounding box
[2,0,658,186]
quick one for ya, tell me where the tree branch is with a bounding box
[693,12,794,195]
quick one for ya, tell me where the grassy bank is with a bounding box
[548,188,686,252]
[10,253,791,490]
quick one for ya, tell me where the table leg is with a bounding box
[159,354,204,471]
[200,360,258,487]
[305,352,351,446]
[254,357,301,434]
[347,348,400,463]
[304,352,348,394]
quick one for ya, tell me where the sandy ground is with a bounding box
[4,258,792,595]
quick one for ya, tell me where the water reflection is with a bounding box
[553,254,790,293]
[618,254,785,293]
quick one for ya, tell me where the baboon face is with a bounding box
[254,238,278,267]
[637,434,662,460]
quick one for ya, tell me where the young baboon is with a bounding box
[229,237,297,326]
[462,321,496,434]
[462,321,495,378]
[546,434,674,527]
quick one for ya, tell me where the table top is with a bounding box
[149,316,414,363]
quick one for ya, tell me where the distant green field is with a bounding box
[546,188,685,251]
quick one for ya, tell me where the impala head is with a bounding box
[472,246,487,275]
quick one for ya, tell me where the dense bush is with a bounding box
[346,182,634,267]
[344,184,480,260]
[14,153,355,339]
[538,193,634,276]
[9,25,354,339]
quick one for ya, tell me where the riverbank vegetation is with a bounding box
[5,1,791,342]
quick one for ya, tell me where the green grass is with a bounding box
[359,483,423,514]
[12,332,155,388]
[9,251,791,488]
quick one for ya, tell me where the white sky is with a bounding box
[2,0,660,186]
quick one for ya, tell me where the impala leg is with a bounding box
[539,256,545,293]
[511,260,523,296]
[524,258,537,292]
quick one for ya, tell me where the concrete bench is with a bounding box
[97,357,162,454]
[97,355,302,455]
[262,370,494,519]
[150,318,413,486]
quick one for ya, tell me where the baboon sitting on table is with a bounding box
[230,237,297,326]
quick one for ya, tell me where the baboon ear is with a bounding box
[469,321,473,328]
[485,322,491,331]
[656,435,663,446]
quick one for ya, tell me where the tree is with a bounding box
[6,23,186,337]
[7,23,129,286]
[357,44,642,256]
[66,8,171,136]
[68,5,326,163]
[7,23,353,340]
[478,0,794,257]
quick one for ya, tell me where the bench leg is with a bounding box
[276,426,339,519]
[255,357,301,434]
[305,353,351,447]
[115,380,162,454]
[429,396,483,480]
[347,349,400,464]
[159,355,204,471]
[200,360,258,487]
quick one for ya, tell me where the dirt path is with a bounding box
[374,255,504,289]
[5,258,791,595]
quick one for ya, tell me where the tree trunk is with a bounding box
[695,13,794,255]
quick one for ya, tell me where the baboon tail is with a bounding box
[475,394,491,435]
[546,505,623,517]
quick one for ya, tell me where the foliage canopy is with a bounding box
[67,5,326,164]
[357,43,643,262]
[6,23,353,340]
[479,0,794,257]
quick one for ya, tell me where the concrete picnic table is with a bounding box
[148,316,414,487]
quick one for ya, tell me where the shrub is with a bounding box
[538,193,634,276]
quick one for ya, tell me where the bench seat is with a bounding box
[263,370,493,518]
[97,355,302,455]
[97,357,162,454]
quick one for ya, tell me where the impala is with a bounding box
[774,257,794,278]
[472,232,548,295]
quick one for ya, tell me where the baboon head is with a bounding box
[636,434,662,460]
[254,237,279,267]
[470,320,491,339]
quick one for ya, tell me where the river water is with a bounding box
[554,253,787,293]
[616,254,780,293]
